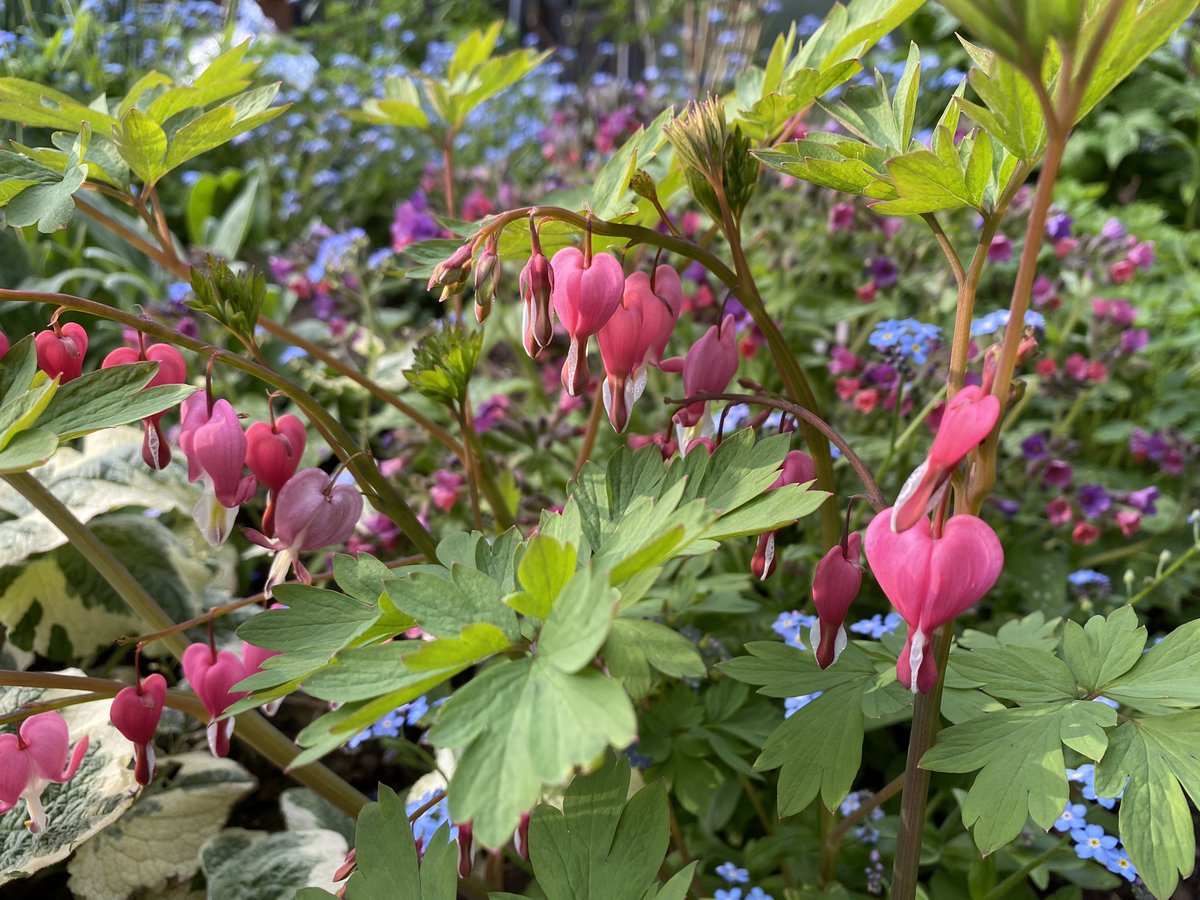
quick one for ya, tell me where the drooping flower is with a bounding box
[178,394,257,545]
[750,451,816,580]
[1077,484,1111,519]
[1121,486,1159,515]
[246,411,307,535]
[550,246,625,395]
[244,468,363,594]
[519,228,555,358]
[181,643,249,758]
[0,712,89,833]
[102,342,189,469]
[892,386,1000,532]
[110,673,167,786]
[809,532,864,668]
[666,314,739,433]
[865,509,1003,692]
[35,321,88,383]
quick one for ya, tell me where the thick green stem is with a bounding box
[0,288,437,558]
[890,621,953,899]
[2,472,368,818]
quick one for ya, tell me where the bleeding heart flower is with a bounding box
[519,229,555,358]
[178,394,257,545]
[665,314,740,438]
[750,451,816,580]
[809,532,864,668]
[892,386,1000,533]
[865,508,1003,693]
[35,322,88,382]
[246,412,307,535]
[110,673,167,785]
[244,468,363,595]
[182,643,249,757]
[550,246,625,396]
[102,342,189,469]
[635,266,684,365]
[0,711,89,833]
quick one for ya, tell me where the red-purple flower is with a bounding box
[35,321,88,383]
[110,673,167,786]
[810,532,864,668]
[750,451,816,580]
[666,314,739,433]
[102,342,189,470]
[865,509,1003,693]
[0,712,89,833]
[1042,460,1073,489]
[182,643,249,758]
[246,410,307,536]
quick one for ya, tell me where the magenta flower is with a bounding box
[1120,328,1149,354]
[110,673,167,786]
[182,643,249,758]
[519,232,555,358]
[0,712,89,833]
[246,412,307,535]
[810,532,864,668]
[1032,275,1056,307]
[828,203,855,233]
[865,510,1003,693]
[1043,460,1074,488]
[178,394,257,545]
[390,191,443,251]
[892,386,1000,532]
[1122,486,1159,515]
[1128,240,1155,270]
[102,342,189,470]
[1046,498,1074,526]
[987,234,1012,262]
[431,469,465,512]
[750,451,816,580]
[667,315,740,432]
[550,247,625,395]
[35,321,88,383]
[244,468,363,593]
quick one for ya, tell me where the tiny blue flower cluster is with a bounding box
[970,309,1046,337]
[406,789,458,844]
[348,695,431,749]
[840,791,886,843]
[715,861,773,900]
[868,319,941,365]
[1061,764,1136,882]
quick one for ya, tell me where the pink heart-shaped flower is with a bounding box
[246,414,308,493]
[110,673,167,746]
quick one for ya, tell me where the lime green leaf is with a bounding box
[922,701,1116,854]
[1095,714,1200,899]
[513,534,577,620]
[0,78,118,134]
[35,363,196,440]
[529,753,670,900]
[540,564,617,673]
[114,108,168,185]
[0,336,38,406]
[236,585,377,655]
[1060,605,1146,696]
[893,43,922,149]
[0,376,58,452]
[589,106,676,219]
[357,97,429,128]
[388,567,518,641]
[0,428,58,474]
[429,656,636,847]
[404,622,511,672]
[1103,618,1200,713]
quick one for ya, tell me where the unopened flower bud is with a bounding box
[427,242,474,291]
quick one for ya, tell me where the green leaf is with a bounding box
[342,786,421,899]
[114,108,168,185]
[3,127,87,232]
[0,336,38,407]
[922,701,1116,854]
[893,43,922,149]
[513,534,577,620]
[1060,605,1146,696]
[958,610,1062,651]
[589,107,676,219]
[1103,618,1200,713]
[0,376,58,452]
[529,753,670,900]
[539,565,617,673]
[388,567,519,641]
[428,656,637,847]
[34,363,196,440]
[332,552,392,605]
[237,584,377,655]
[0,428,58,474]
[605,619,705,683]
[1095,714,1200,899]
[404,622,511,672]
[950,646,1080,704]
[0,78,118,134]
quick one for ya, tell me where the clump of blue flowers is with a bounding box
[840,791,886,843]
[347,695,430,749]
[406,788,458,844]
[868,318,941,365]
[970,308,1046,337]
[1067,569,1112,598]
[714,861,773,900]
[1061,764,1137,883]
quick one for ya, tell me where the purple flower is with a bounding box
[1046,213,1074,241]
[1100,217,1126,241]
[1077,484,1111,518]
[866,256,898,289]
[1129,240,1155,270]
[1043,459,1073,488]
[682,261,708,284]
[1032,275,1056,306]
[1120,328,1149,354]
[1122,486,1159,515]
[990,497,1020,518]
[391,191,443,251]
[1021,432,1048,460]
[1107,299,1138,326]
[987,234,1012,262]
[828,203,855,233]
[474,395,510,433]
[1130,427,1169,462]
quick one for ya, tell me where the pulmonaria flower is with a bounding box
[865,509,1003,693]
[102,342,189,469]
[854,388,879,414]
[892,386,1000,533]
[987,233,1012,262]
[1109,259,1135,283]
[178,394,257,545]
[1046,497,1074,526]
[550,246,625,395]
[110,673,167,785]
[809,532,864,668]
[182,643,249,758]
[750,451,816,580]
[473,395,510,433]
[1114,509,1141,537]
[430,469,465,512]
[1021,432,1048,460]
[1077,484,1111,518]
[390,190,443,250]
[1043,459,1073,488]
[1045,212,1073,241]
[1121,486,1159,515]
[856,281,877,302]
[1120,328,1149,354]
[0,712,89,833]
[244,468,363,593]
[1100,217,1126,241]
[829,346,862,375]
[1128,240,1155,270]
[1072,521,1101,545]
[1054,236,1078,257]
[828,202,855,233]
[665,314,739,435]
[35,320,88,382]
[460,186,494,222]
[246,411,307,536]
[1032,275,1057,308]
[866,256,898,289]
